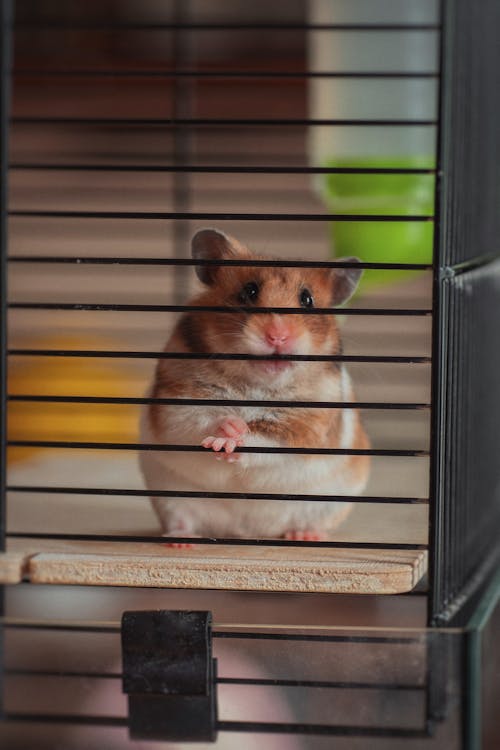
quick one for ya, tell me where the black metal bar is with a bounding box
[216,721,428,738]
[2,712,429,737]
[427,0,447,628]
[2,619,420,643]
[217,677,424,690]
[0,0,9,716]
[223,719,429,738]
[7,440,429,457]
[2,621,120,633]
[6,668,123,679]
[9,163,437,175]
[0,0,12,564]
[5,668,424,691]
[2,19,13,686]
[171,0,193,307]
[8,349,432,364]
[6,532,426,551]
[7,302,432,315]
[13,68,439,80]
[8,209,434,222]
[6,486,429,505]
[7,395,430,410]
[449,283,459,606]
[7,256,432,269]
[10,116,437,127]
[13,22,440,31]
[3,712,127,727]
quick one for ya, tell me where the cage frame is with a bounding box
[0,0,500,743]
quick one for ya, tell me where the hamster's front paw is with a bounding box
[201,416,249,462]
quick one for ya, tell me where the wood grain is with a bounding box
[7,538,427,594]
[0,551,30,584]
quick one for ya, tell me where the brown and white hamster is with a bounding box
[140,229,370,542]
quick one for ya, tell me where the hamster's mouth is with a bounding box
[252,357,294,374]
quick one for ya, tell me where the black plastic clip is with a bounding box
[121,610,218,743]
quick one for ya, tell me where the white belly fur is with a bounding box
[139,373,366,538]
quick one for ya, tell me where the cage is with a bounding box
[0,0,499,748]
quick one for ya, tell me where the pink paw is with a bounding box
[201,416,249,462]
[162,530,200,549]
[284,529,326,542]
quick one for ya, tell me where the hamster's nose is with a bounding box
[265,322,291,348]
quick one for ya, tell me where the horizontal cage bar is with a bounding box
[3,714,126,728]
[6,532,427,551]
[221,677,423,690]
[5,669,424,691]
[7,440,429,456]
[7,395,431,409]
[12,68,439,79]
[10,117,438,127]
[1,618,423,641]
[8,210,434,221]
[8,350,432,363]
[2,714,429,737]
[8,164,438,175]
[8,302,432,315]
[218,677,423,689]
[6,668,122,680]
[216,721,429,738]
[13,22,441,31]
[6,486,429,505]
[6,256,433,269]
[2,620,120,633]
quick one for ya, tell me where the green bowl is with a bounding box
[321,157,435,288]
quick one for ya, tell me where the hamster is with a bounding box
[140,228,370,543]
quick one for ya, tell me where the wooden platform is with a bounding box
[1,535,427,594]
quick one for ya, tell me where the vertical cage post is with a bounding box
[429,0,500,624]
[0,0,13,725]
[427,0,446,627]
[172,0,194,304]
[0,0,12,557]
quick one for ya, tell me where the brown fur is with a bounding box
[247,408,340,451]
[143,230,370,536]
[149,229,369,472]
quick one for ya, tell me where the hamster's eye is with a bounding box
[300,288,314,308]
[239,281,259,304]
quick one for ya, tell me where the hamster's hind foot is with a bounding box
[162,531,201,549]
[284,529,326,542]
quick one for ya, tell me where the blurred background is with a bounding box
[8,0,437,530]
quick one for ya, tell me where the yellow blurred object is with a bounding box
[8,337,145,465]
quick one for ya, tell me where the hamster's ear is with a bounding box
[191,228,248,285]
[331,258,363,306]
